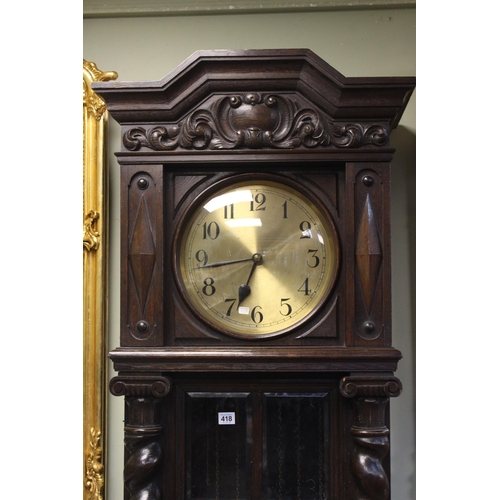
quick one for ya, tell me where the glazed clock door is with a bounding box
[262,393,330,500]
[184,392,252,499]
[178,380,336,500]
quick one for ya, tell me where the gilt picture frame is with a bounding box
[83,60,117,500]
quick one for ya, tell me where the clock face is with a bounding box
[176,178,339,338]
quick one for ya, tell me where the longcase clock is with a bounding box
[93,49,415,500]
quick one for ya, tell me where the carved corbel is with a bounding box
[340,374,402,500]
[110,376,171,500]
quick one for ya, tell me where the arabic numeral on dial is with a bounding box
[282,200,288,219]
[300,221,312,239]
[225,298,236,316]
[250,193,266,211]
[280,298,292,316]
[224,204,234,219]
[251,306,263,324]
[195,249,208,267]
[202,277,216,296]
[298,278,311,295]
[202,221,220,240]
[307,249,320,268]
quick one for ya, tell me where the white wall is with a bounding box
[84,8,416,499]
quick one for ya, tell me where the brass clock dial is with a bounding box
[176,179,339,338]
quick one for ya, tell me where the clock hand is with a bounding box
[196,256,254,269]
[238,265,256,305]
[238,253,263,306]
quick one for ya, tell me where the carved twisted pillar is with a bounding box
[340,374,402,500]
[110,375,171,500]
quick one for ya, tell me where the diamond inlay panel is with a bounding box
[355,194,382,315]
[130,195,156,314]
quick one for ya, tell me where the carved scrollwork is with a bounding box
[84,427,104,500]
[124,125,180,151]
[83,210,100,252]
[83,60,118,121]
[329,123,389,148]
[122,93,389,151]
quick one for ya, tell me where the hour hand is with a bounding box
[238,283,251,306]
[237,253,263,306]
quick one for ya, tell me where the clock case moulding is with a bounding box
[93,49,415,500]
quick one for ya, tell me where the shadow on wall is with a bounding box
[388,124,416,500]
[391,124,416,348]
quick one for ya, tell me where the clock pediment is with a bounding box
[93,49,414,153]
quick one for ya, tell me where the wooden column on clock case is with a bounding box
[110,375,171,500]
[340,373,402,499]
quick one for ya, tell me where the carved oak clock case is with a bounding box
[93,49,415,500]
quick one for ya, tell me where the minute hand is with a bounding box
[196,257,254,269]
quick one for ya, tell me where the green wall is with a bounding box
[84,7,416,499]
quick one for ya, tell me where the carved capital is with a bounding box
[340,374,402,399]
[110,375,172,398]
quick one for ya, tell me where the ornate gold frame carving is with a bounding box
[83,60,117,500]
